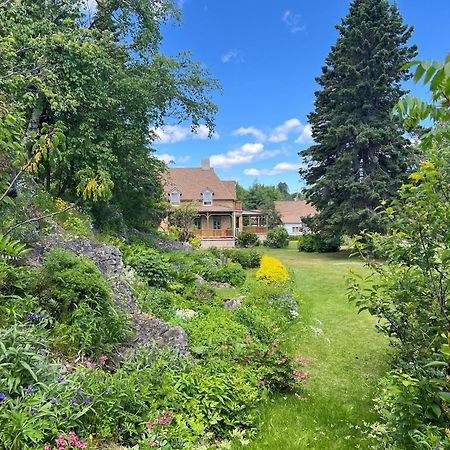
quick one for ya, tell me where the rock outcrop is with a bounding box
[25,234,188,352]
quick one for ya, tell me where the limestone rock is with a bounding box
[224,296,245,310]
[207,281,232,289]
[132,314,188,351]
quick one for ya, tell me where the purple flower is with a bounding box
[0,393,6,402]
[83,396,92,406]
[50,397,58,405]
[76,388,83,395]
[103,387,110,394]
[25,385,35,395]
[30,407,37,415]
[71,396,79,404]
[56,376,65,383]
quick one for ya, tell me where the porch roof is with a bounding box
[196,205,235,213]
[240,209,265,216]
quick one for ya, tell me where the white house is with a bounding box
[274,200,317,235]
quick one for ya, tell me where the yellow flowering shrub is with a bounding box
[55,197,69,211]
[256,255,289,283]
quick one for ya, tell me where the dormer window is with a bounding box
[170,191,180,205]
[202,190,213,206]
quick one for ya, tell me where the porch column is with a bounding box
[206,213,210,235]
[232,211,236,238]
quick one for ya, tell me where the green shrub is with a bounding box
[235,306,277,343]
[38,248,129,355]
[314,235,340,252]
[297,234,317,252]
[224,248,261,269]
[237,231,260,248]
[186,310,250,356]
[135,286,176,321]
[264,227,289,248]
[127,250,170,288]
[297,233,340,253]
[201,260,246,287]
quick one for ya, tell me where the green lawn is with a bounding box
[240,243,388,449]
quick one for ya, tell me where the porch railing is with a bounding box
[242,226,268,235]
[194,229,234,238]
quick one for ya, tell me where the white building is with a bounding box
[274,200,317,236]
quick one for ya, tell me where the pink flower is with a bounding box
[85,361,97,369]
[147,421,154,429]
[68,432,78,445]
[149,441,156,447]
[55,435,66,448]
[292,370,310,380]
[294,354,311,365]
[77,442,87,449]
[99,355,108,363]
[44,445,51,450]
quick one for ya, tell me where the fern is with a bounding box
[0,234,29,260]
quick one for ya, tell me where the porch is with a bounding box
[239,209,269,236]
[192,209,236,241]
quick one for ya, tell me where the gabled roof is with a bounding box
[274,200,317,224]
[163,168,237,201]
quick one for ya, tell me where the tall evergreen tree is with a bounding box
[300,0,417,237]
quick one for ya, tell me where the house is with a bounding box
[162,159,267,248]
[274,200,317,235]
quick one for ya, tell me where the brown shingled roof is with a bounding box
[274,200,317,224]
[163,168,237,201]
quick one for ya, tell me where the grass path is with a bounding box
[241,244,388,449]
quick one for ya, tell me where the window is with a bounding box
[213,216,221,230]
[194,217,201,230]
[292,226,300,234]
[202,190,213,206]
[170,191,180,205]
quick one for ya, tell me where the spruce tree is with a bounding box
[300,0,417,238]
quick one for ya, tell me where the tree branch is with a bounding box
[6,200,80,235]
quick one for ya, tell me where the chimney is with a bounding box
[201,158,210,170]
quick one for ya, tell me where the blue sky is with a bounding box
[153,0,450,192]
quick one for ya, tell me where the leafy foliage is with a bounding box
[167,202,199,243]
[237,231,260,248]
[264,227,289,249]
[126,250,170,288]
[0,0,218,230]
[37,249,129,355]
[350,53,450,448]
[0,233,29,260]
[221,248,262,269]
[297,233,340,253]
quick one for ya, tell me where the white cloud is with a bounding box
[210,143,265,169]
[178,155,191,163]
[244,162,302,177]
[233,119,310,144]
[269,118,304,143]
[282,10,305,33]
[221,49,240,63]
[295,124,313,144]
[151,124,219,144]
[233,126,266,142]
[155,154,191,165]
[156,154,176,164]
